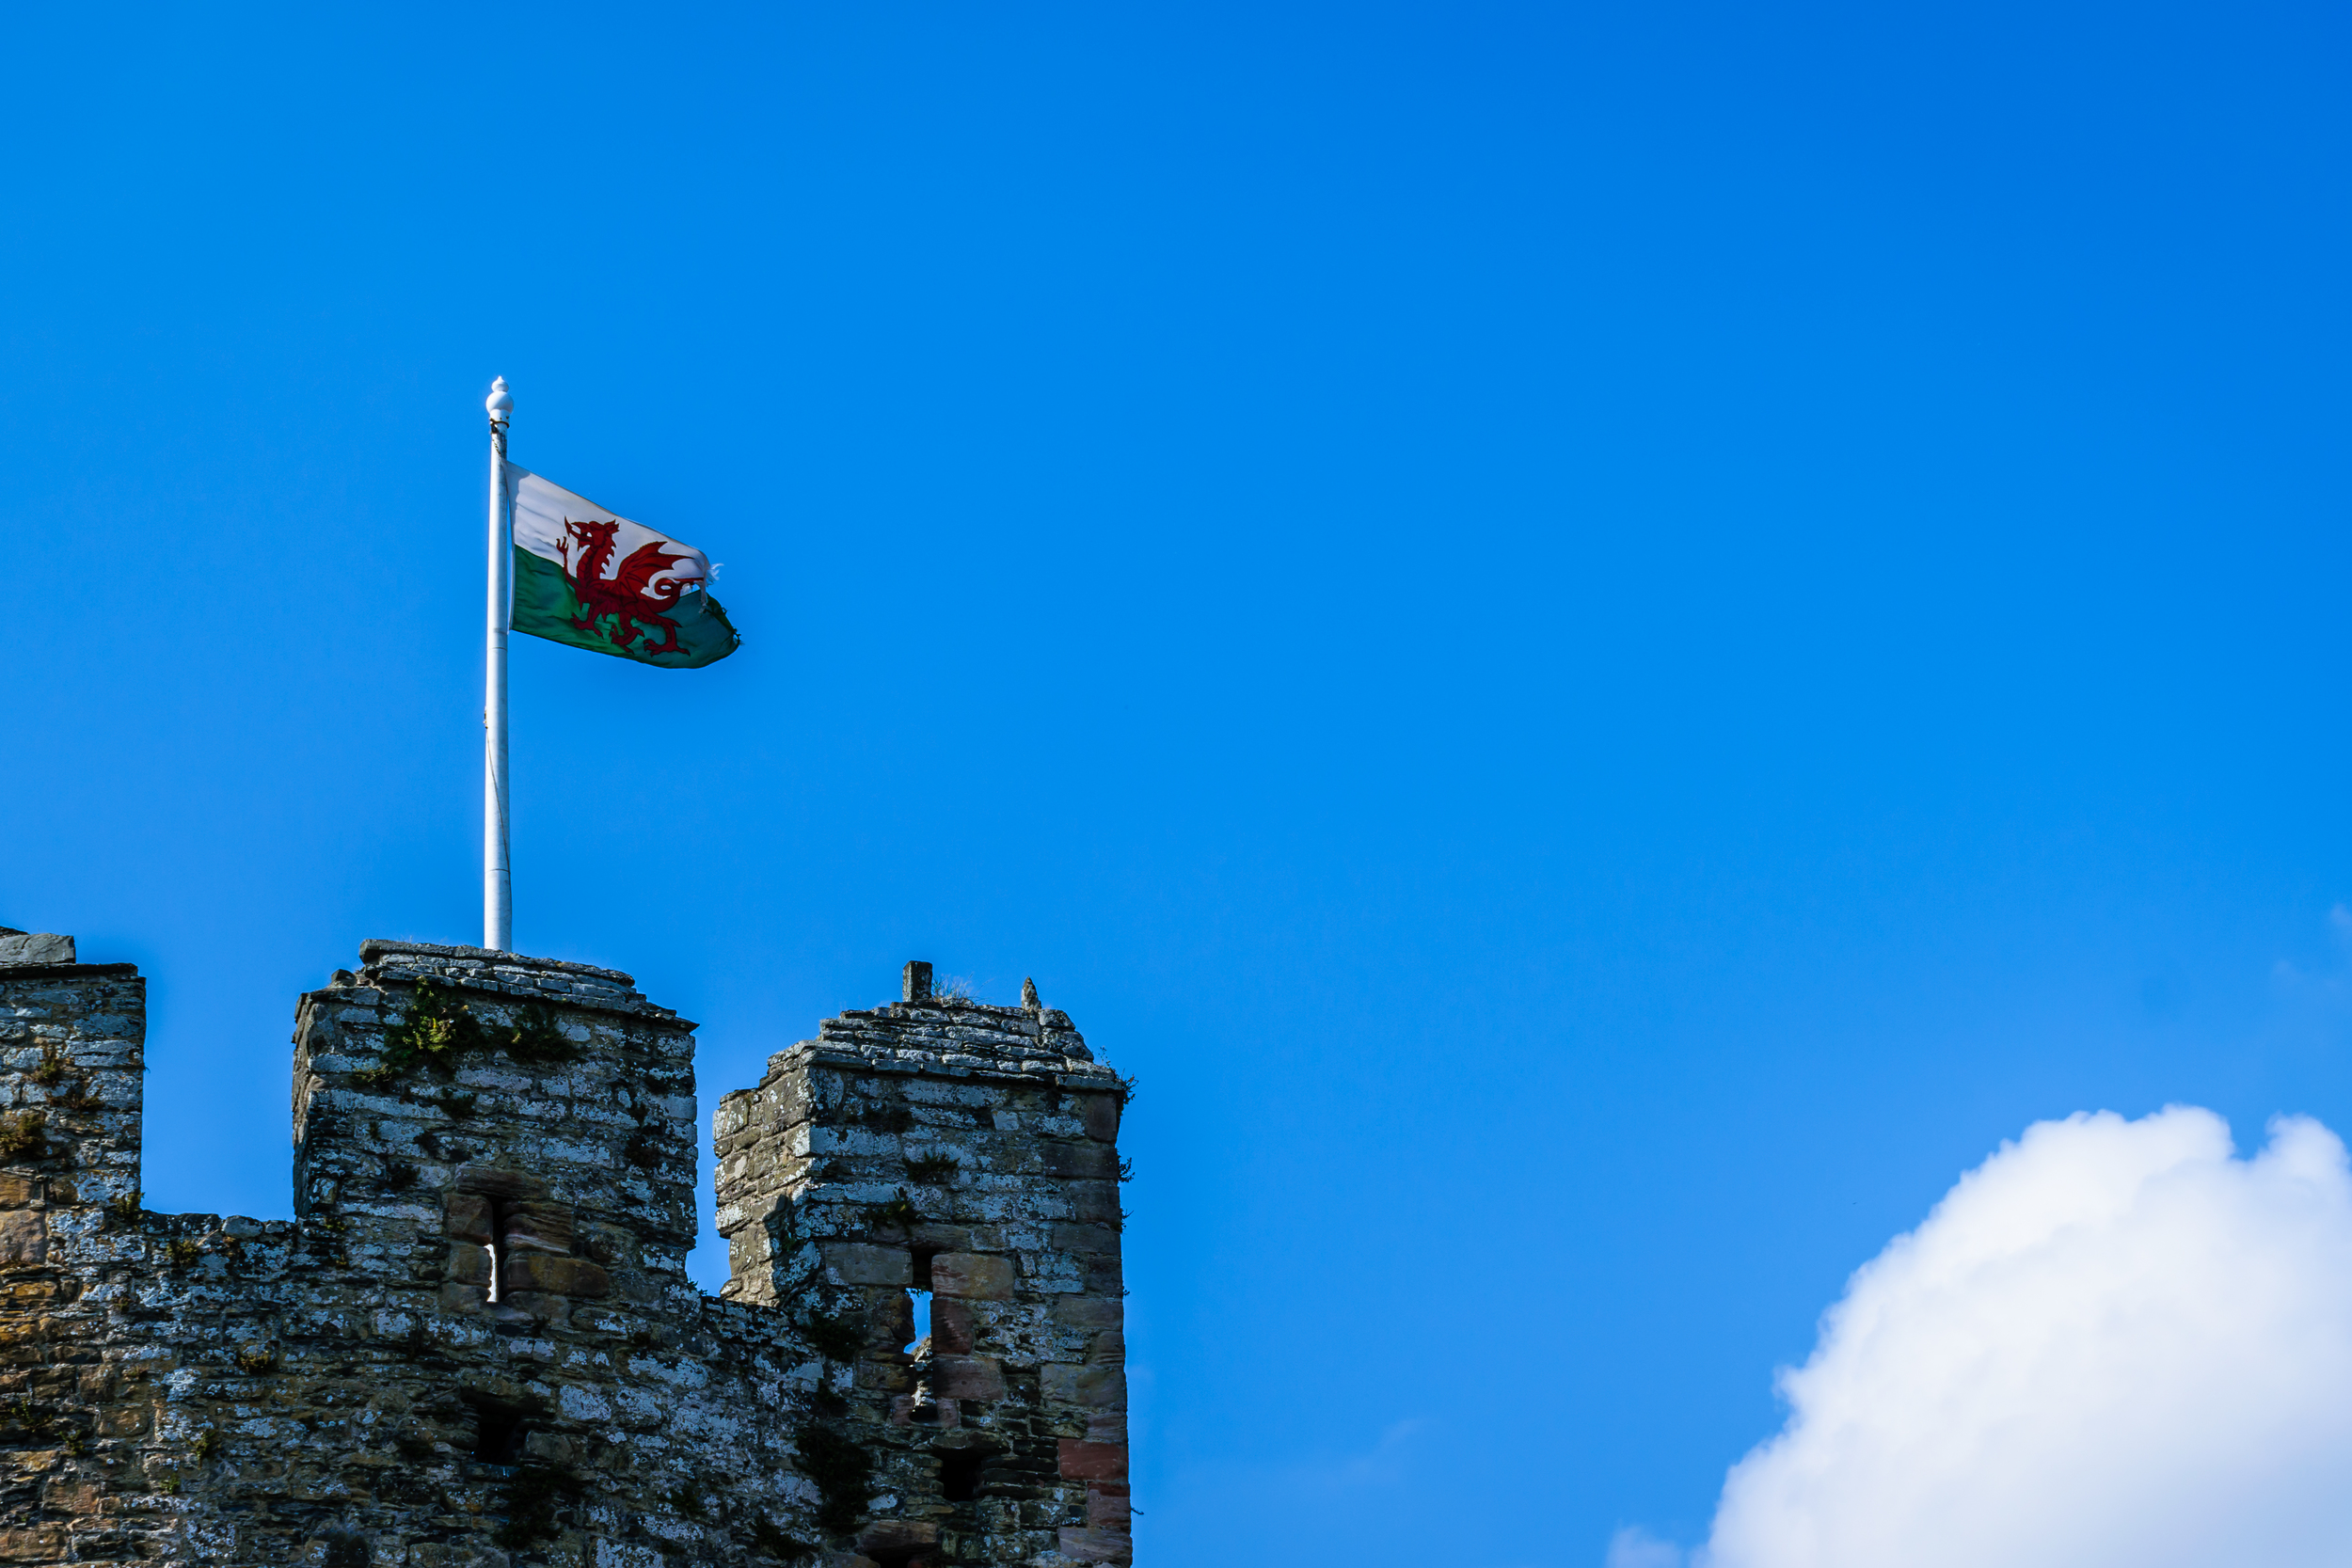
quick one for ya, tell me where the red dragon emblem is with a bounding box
[560,518,698,657]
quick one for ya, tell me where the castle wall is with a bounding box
[715,963,1132,1568]
[0,952,151,1560]
[0,941,1130,1568]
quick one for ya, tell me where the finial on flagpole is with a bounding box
[486,376,513,428]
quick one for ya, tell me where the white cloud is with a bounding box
[1607,1526,1684,1568]
[1689,1107,2352,1568]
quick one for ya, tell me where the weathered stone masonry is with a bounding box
[0,934,1131,1568]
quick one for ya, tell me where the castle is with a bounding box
[0,930,1132,1568]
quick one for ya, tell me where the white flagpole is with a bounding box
[484,376,514,952]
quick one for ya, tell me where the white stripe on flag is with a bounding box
[507,467,710,596]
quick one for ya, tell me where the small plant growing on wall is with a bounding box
[0,1112,49,1162]
[359,982,575,1086]
[903,1152,958,1185]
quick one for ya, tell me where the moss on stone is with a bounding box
[361,981,575,1086]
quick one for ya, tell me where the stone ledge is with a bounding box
[358,939,634,985]
[0,931,74,967]
[786,1044,1118,1088]
[313,976,694,1031]
[0,964,139,982]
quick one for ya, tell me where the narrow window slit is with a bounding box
[485,1197,509,1303]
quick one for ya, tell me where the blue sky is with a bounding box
[7,3,2351,1561]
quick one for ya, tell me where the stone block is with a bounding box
[501,1254,610,1298]
[0,934,72,968]
[1042,1142,1117,1179]
[1082,1096,1120,1142]
[871,1289,914,1349]
[0,1213,45,1269]
[523,1432,574,1464]
[0,1177,37,1211]
[821,1243,910,1287]
[0,1528,63,1560]
[42,1481,98,1516]
[856,1520,937,1556]
[1086,1481,1130,1528]
[1041,1362,1124,1410]
[94,1406,145,1438]
[442,1193,493,1243]
[930,1299,976,1354]
[1057,1440,1127,1480]
[907,1223,972,1253]
[851,1359,913,1394]
[1057,1526,1133,1565]
[1054,1296,1123,1331]
[502,1201,574,1255]
[445,1243,492,1286]
[1052,1224,1119,1255]
[453,1165,549,1202]
[930,1355,1005,1402]
[501,1290,571,1326]
[930,1253,1014,1301]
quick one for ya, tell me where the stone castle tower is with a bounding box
[0,930,1132,1568]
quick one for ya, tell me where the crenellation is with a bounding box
[0,935,1130,1567]
[713,980,1132,1566]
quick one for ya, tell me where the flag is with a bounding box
[507,467,740,668]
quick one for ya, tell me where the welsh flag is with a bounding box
[507,468,740,667]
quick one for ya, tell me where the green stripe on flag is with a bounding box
[510,546,740,668]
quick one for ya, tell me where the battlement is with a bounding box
[0,935,1133,1568]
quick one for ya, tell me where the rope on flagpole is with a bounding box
[485,376,514,953]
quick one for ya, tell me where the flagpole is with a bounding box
[485,376,514,953]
